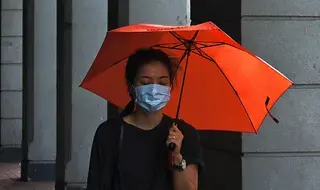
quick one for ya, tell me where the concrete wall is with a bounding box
[25,0,57,180]
[64,0,108,188]
[242,0,320,189]
[29,0,57,161]
[1,0,23,155]
[128,0,191,25]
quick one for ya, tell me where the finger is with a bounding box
[169,128,175,133]
[172,124,181,132]
[170,129,183,138]
[168,134,184,144]
[169,130,179,135]
[168,134,177,140]
[169,132,183,140]
[172,123,178,129]
[169,126,177,133]
[170,128,182,134]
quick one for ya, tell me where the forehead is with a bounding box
[137,61,169,77]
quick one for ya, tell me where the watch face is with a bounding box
[181,159,186,169]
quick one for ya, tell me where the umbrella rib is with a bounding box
[104,42,185,71]
[194,40,283,131]
[169,31,192,43]
[194,44,257,133]
[182,41,214,62]
[156,46,186,51]
[169,32,189,51]
[169,31,187,44]
[154,42,186,50]
[169,31,200,120]
[190,42,213,60]
[84,43,185,83]
[193,41,225,48]
[175,51,190,119]
[194,41,247,55]
[195,41,291,90]
[167,32,257,132]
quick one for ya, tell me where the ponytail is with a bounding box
[120,99,135,117]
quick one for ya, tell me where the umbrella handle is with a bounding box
[168,142,176,151]
[167,120,178,151]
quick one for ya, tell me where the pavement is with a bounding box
[0,163,54,190]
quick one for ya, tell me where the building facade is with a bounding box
[1,0,319,189]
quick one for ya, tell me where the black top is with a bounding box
[87,115,203,190]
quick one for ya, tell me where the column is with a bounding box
[61,0,108,189]
[22,0,57,181]
[242,0,320,189]
[127,0,190,26]
[0,0,23,162]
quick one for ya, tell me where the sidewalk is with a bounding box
[0,163,54,190]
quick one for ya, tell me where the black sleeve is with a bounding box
[87,120,119,190]
[180,122,204,172]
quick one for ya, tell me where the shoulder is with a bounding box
[177,119,199,139]
[94,117,122,138]
[162,115,198,138]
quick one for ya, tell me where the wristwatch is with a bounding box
[174,158,187,171]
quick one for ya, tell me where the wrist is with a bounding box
[172,153,183,165]
[172,153,187,171]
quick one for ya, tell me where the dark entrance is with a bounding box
[191,0,242,190]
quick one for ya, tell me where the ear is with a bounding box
[169,84,174,92]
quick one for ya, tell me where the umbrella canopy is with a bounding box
[80,22,293,133]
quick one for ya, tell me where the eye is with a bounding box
[141,82,151,85]
[159,78,170,86]
[159,82,169,86]
[138,78,152,85]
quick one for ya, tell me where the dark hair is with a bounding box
[121,48,179,117]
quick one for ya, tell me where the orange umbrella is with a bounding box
[80,22,293,133]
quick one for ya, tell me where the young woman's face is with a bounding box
[134,61,171,87]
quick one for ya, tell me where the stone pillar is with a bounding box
[242,0,320,189]
[61,0,108,189]
[0,0,23,162]
[127,0,190,26]
[22,0,57,181]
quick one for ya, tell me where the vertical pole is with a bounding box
[21,0,35,181]
[107,0,121,118]
[0,0,2,150]
[56,0,65,188]
[56,0,72,189]
[107,0,130,118]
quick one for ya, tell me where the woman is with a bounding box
[87,48,203,190]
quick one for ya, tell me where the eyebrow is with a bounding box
[140,76,169,79]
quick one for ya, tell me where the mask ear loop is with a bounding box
[130,84,136,98]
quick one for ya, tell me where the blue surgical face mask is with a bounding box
[134,84,171,113]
